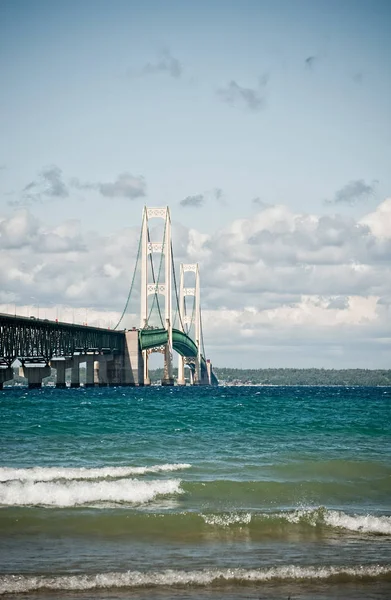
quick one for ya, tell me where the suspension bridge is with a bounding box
[0,206,218,388]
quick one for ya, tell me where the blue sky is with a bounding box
[0,0,390,367]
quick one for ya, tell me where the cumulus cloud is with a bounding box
[72,172,146,200]
[0,210,39,248]
[141,48,182,79]
[1,198,391,367]
[180,188,225,209]
[217,74,269,112]
[10,166,69,206]
[359,197,391,238]
[180,194,204,208]
[326,179,377,206]
[97,173,146,199]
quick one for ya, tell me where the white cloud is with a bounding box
[360,197,391,238]
[1,198,390,367]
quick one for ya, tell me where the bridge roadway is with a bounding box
[0,314,216,388]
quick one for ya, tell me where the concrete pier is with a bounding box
[0,367,13,389]
[177,356,185,386]
[84,355,95,387]
[122,330,144,385]
[70,358,80,388]
[95,355,112,386]
[206,359,212,385]
[21,364,51,389]
[161,345,174,386]
[50,358,73,388]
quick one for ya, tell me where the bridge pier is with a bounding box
[70,358,80,388]
[93,355,112,386]
[50,358,73,388]
[83,355,95,387]
[161,345,174,386]
[114,329,148,386]
[123,331,144,385]
[143,351,151,386]
[206,360,212,385]
[106,355,124,386]
[21,364,51,389]
[0,367,13,389]
[177,356,185,386]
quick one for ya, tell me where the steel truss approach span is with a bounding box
[0,313,124,364]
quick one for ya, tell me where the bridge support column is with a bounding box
[84,355,95,387]
[177,356,185,386]
[94,361,100,385]
[107,355,124,386]
[94,355,111,387]
[50,359,72,388]
[206,359,212,385]
[55,361,66,388]
[0,367,13,389]
[122,330,144,386]
[70,358,80,388]
[143,351,150,386]
[21,364,51,389]
[162,345,174,386]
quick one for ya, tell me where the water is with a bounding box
[0,385,390,599]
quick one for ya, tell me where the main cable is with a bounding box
[114,225,143,330]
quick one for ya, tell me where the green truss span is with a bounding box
[139,328,198,357]
[139,328,218,385]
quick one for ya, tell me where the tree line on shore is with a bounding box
[4,366,391,387]
[211,367,391,386]
[148,367,391,386]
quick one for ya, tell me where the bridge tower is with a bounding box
[177,263,201,385]
[140,207,174,386]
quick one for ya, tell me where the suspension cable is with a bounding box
[200,306,206,359]
[170,241,186,333]
[114,226,143,330]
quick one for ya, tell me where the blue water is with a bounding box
[0,385,390,599]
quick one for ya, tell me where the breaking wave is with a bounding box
[0,478,182,507]
[1,565,390,594]
[0,464,189,507]
[0,463,191,482]
[280,507,391,535]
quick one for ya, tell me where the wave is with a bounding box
[0,478,182,507]
[0,463,191,482]
[1,506,389,537]
[1,565,390,594]
[282,507,391,535]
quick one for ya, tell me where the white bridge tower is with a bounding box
[177,263,201,385]
[140,206,174,386]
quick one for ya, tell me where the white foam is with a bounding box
[324,510,391,535]
[202,512,252,527]
[0,478,182,507]
[1,564,390,594]
[0,463,191,483]
[283,507,391,535]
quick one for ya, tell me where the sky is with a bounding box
[0,0,390,369]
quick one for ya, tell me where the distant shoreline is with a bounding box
[150,367,391,387]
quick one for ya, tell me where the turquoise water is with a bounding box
[0,385,390,599]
